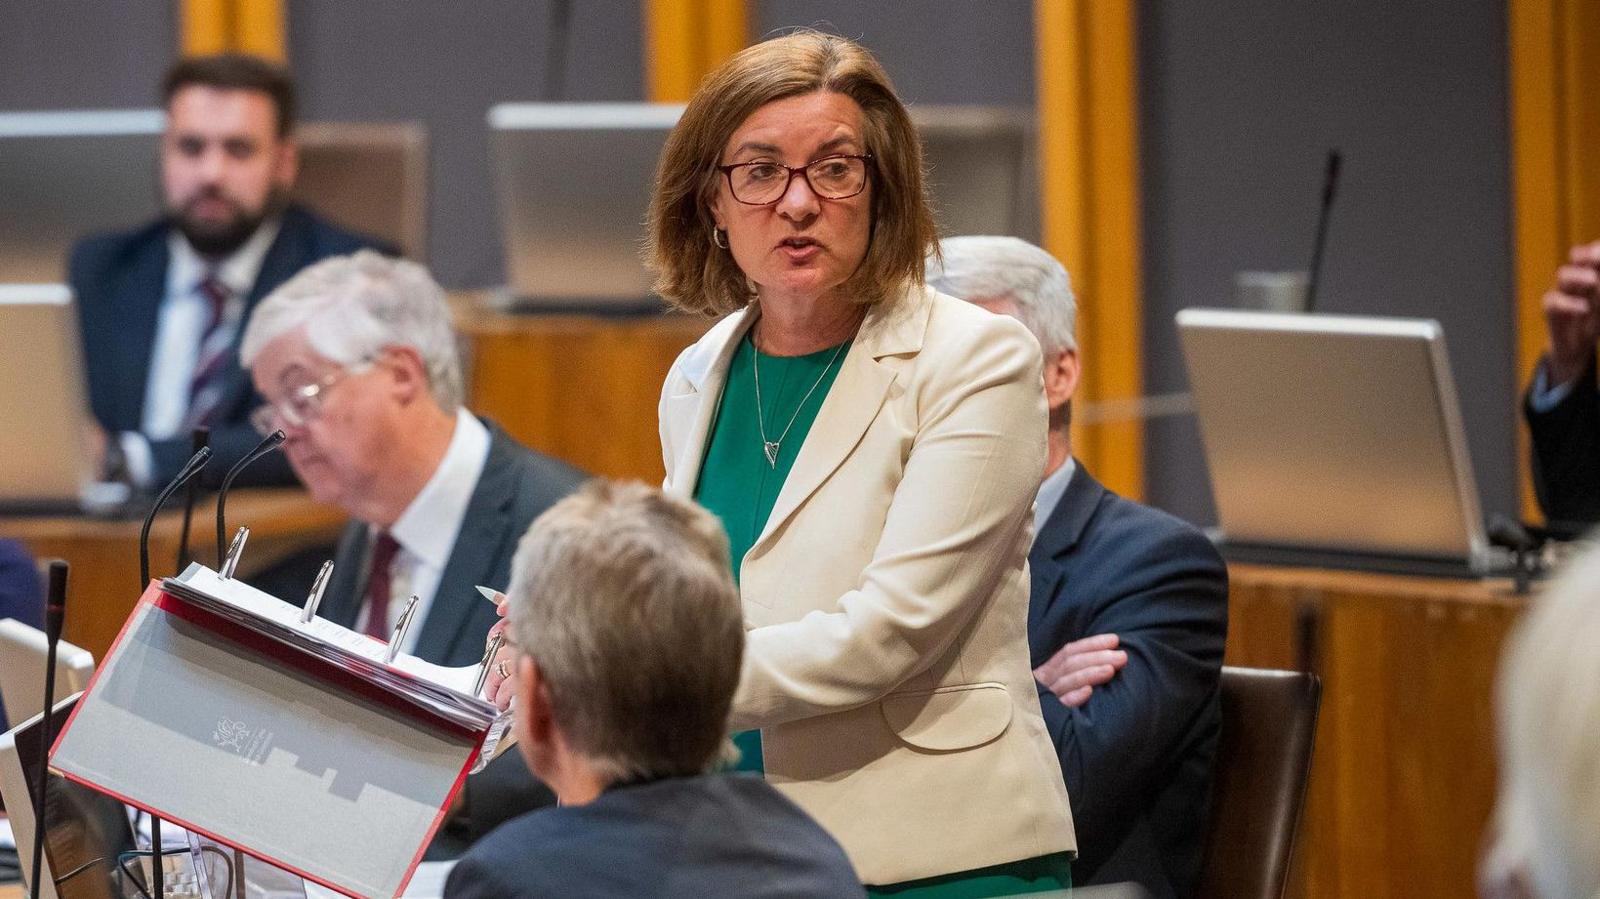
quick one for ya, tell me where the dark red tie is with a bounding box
[362,531,402,639]
[186,274,233,428]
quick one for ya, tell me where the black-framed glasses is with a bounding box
[717,154,873,205]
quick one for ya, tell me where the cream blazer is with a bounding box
[659,283,1076,884]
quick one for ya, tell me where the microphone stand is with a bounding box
[174,427,210,573]
[215,431,285,566]
[135,445,211,899]
[1305,148,1342,314]
[27,561,68,899]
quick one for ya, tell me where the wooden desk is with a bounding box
[454,296,713,482]
[0,881,20,899]
[2,490,345,661]
[1226,564,1527,899]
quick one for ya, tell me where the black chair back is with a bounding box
[1196,666,1322,899]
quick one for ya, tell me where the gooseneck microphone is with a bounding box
[28,560,68,899]
[1305,149,1342,314]
[215,430,286,565]
[175,427,211,573]
[138,447,213,590]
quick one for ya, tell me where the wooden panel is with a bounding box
[1508,0,1600,520]
[1226,565,1526,899]
[179,0,285,60]
[456,298,714,483]
[1035,0,1145,499]
[3,490,344,661]
[645,0,748,102]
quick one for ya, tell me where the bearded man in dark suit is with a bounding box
[70,53,393,489]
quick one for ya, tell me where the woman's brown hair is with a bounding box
[646,30,938,316]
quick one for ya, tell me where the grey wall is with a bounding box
[0,1,174,109]
[756,1,1035,106]
[1138,0,1516,524]
[287,1,643,288]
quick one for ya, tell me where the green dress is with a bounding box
[694,333,1071,897]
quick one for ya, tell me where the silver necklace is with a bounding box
[752,340,847,468]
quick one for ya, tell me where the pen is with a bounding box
[476,585,505,605]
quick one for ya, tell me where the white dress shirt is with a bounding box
[355,409,491,653]
[1034,456,1078,537]
[119,221,282,485]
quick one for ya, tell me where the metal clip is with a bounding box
[300,560,334,623]
[384,595,421,663]
[473,632,506,697]
[219,526,250,580]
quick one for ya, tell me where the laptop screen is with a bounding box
[1,695,136,899]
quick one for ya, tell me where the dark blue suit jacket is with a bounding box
[1029,464,1228,899]
[68,204,393,488]
[268,422,586,855]
[1525,358,1600,529]
[0,539,44,731]
[444,774,864,899]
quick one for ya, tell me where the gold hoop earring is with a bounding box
[712,226,728,250]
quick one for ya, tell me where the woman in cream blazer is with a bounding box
[648,31,1075,891]
[659,280,1076,886]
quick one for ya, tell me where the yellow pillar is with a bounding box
[1508,0,1600,520]
[645,0,749,102]
[180,0,286,61]
[1036,0,1145,499]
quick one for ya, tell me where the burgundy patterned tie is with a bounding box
[186,274,234,428]
[362,531,402,640]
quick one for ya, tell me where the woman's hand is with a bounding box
[482,611,516,711]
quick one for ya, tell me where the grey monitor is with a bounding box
[488,103,682,308]
[0,110,163,284]
[0,109,428,283]
[1177,308,1501,574]
[0,285,96,511]
[486,102,1037,310]
[912,105,1038,243]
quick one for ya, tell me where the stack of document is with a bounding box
[160,564,497,733]
[51,565,502,899]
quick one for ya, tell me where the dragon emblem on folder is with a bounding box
[212,717,251,752]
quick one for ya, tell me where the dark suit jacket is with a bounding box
[1029,464,1228,899]
[313,423,585,854]
[444,774,865,899]
[1525,357,1600,530]
[68,204,394,488]
[0,539,44,731]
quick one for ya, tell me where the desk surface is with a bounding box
[1,489,345,660]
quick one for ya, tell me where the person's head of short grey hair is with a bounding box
[506,479,743,783]
[239,250,463,410]
[1489,540,1600,899]
[926,235,1077,354]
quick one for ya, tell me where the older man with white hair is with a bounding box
[929,236,1228,899]
[445,480,863,898]
[1481,541,1600,899]
[241,249,585,852]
